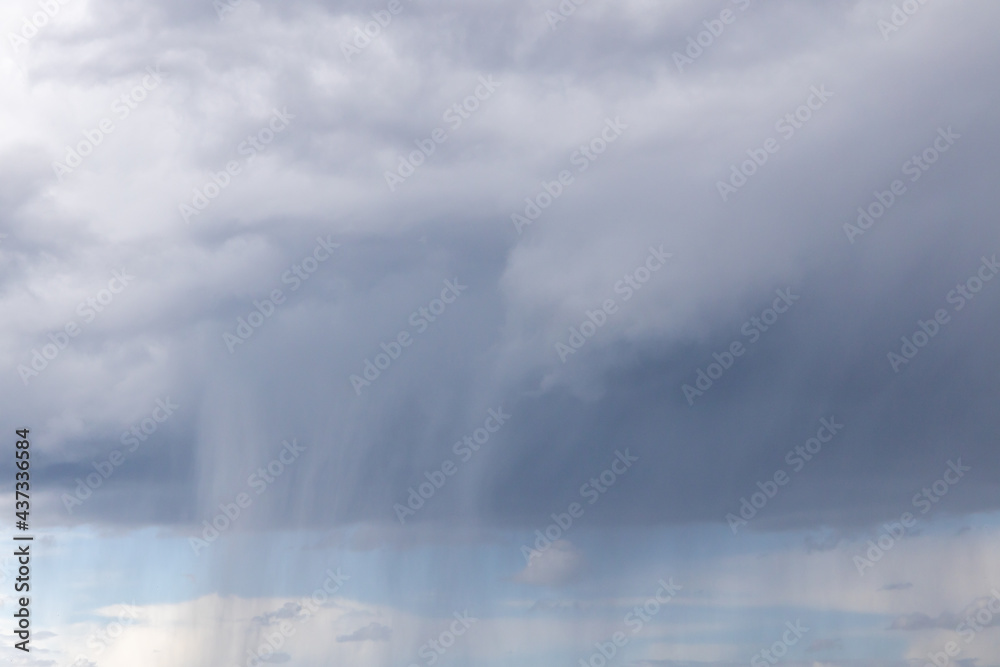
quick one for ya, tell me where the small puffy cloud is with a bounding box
[880,582,913,592]
[512,540,585,587]
[890,594,1000,631]
[335,621,392,643]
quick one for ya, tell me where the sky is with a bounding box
[1,0,999,666]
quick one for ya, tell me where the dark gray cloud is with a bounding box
[9,3,1000,667]
[880,583,913,592]
[253,602,304,626]
[2,0,998,548]
[335,621,392,642]
[889,594,1000,632]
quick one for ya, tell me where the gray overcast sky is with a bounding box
[1,1,999,666]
